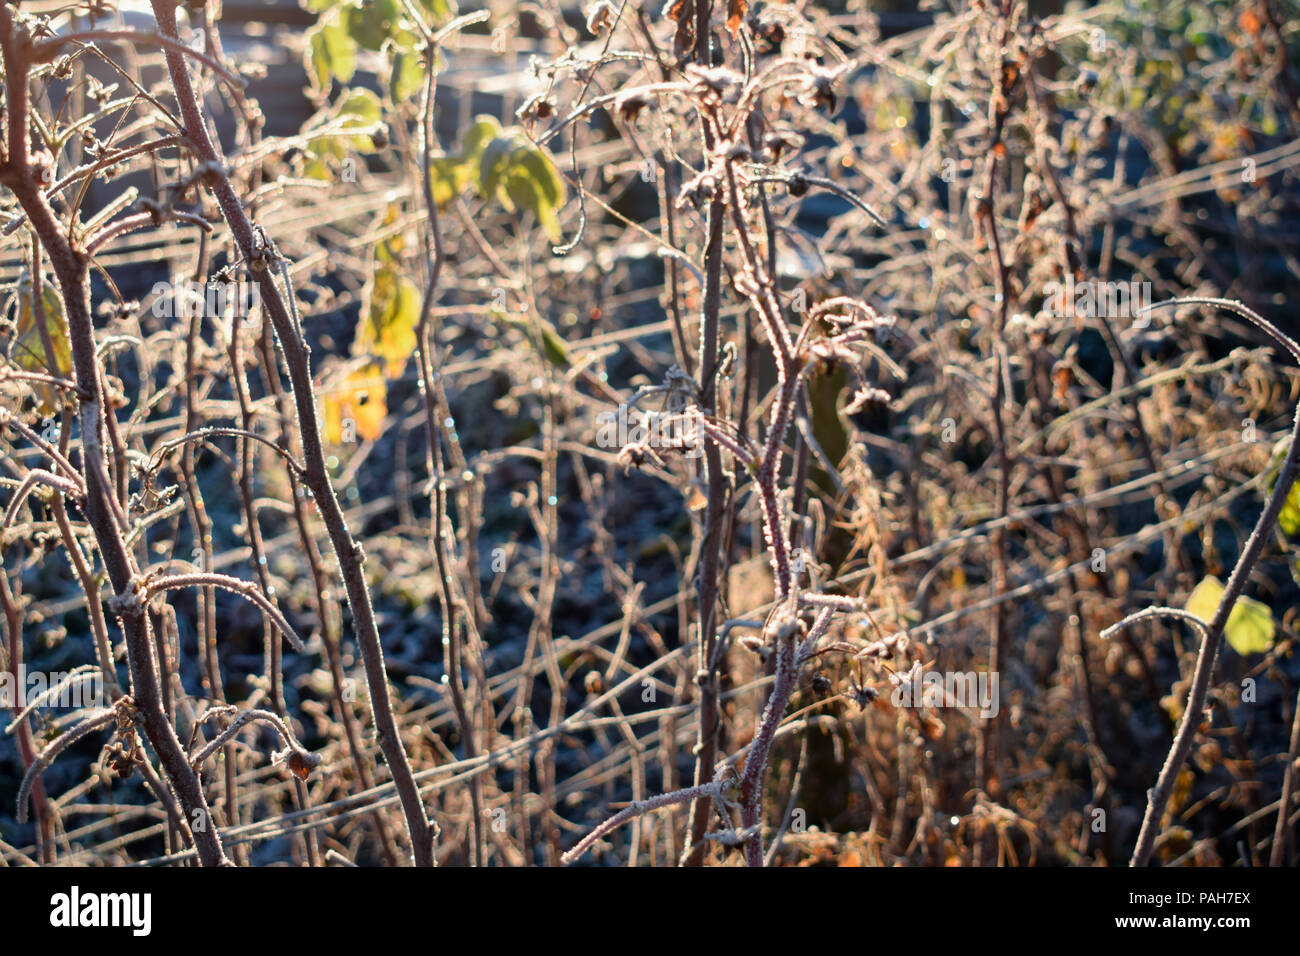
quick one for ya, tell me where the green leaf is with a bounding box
[478,135,518,201]
[536,320,571,368]
[1279,478,1300,538]
[463,116,505,167]
[1265,437,1300,537]
[389,49,426,103]
[374,203,407,265]
[337,88,384,151]
[502,313,570,368]
[1185,576,1275,656]
[306,14,356,89]
[501,163,535,213]
[418,0,458,19]
[462,126,567,240]
[429,156,471,207]
[338,88,382,126]
[505,167,562,241]
[343,0,403,51]
[505,145,565,241]
[513,145,565,209]
[304,133,345,163]
[358,265,420,376]
[302,156,333,179]
[805,362,850,496]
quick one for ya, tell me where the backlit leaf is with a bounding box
[419,0,458,17]
[374,203,406,265]
[306,13,356,90]
[505,166,561,242]
[478,135,518,200]
[1279,478,1300,538]
[343,0,402,51]
[502,313,570,368]
[1185,575,1275,656]
[302,156,334,180]
[805,363,849,496]
[513,145,565,209]
[337,88,384,151]
[1266,438,1300,537]
[429,156,472,207]
[358,265,420,376]
[9,272,72,414]
[462,116,504,166]
[390,50,426,103]
[323,364,388,443]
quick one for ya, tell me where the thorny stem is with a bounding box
[737,609,827,865]
[146,0,435,865]
[406,0,485,866]
[563,778,733,865]
[1127,297,1300,867]
[188,708,320,775]
[0,550,53,860]
[251,322,403,866]
[220,290,316,866]
[16,707,117,825]
[1271,682,1300,867]
[682,158,730,868]
[145,572,306,652]
[974,10,1016,806]
[4,664,103,734]
[1,469,83,534]
[0,3,229,867]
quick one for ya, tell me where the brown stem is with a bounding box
[145,0,434,864]
[1129,298,1300,867]
[0,4,228,866]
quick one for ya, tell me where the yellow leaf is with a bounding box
[322,365,388,444]
[9,272,72,414]
[1168,771,1195,818]
[375,203,406,265]
[1185,575,1275,656]
[429,156,472,207]
[357,264,420,376]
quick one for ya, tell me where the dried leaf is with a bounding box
[726,0,748,34]
[323,365,388,444]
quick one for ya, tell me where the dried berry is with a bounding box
[616,92,648,122]
[799,67,839,113]
[518,93,555,122]
[762,128,804,162]
[754,19,785,54]
[586,0,616,36]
